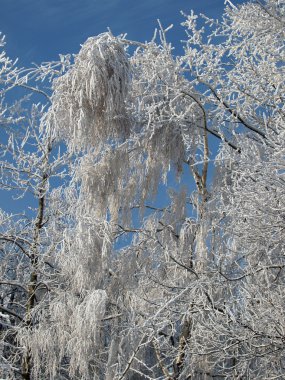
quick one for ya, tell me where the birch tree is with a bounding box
[1,0,285,379]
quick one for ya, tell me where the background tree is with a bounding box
[0,49,70,379]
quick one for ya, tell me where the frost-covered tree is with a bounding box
[1,0,285,379]
[0,45,70,379]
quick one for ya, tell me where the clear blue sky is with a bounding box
[1,0,246,65]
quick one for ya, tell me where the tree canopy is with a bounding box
[1,1,285,379]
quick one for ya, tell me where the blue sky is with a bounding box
[1,0,246,65]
